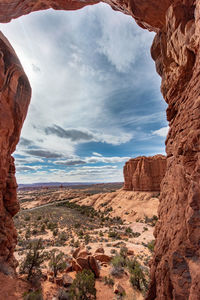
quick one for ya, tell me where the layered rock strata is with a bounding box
[123,155,166,191]
[0,0,199,299]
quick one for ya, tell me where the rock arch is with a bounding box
[0,0,199,299]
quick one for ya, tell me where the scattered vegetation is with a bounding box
[69,269,96,299]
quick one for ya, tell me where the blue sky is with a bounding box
[1,3,168,183]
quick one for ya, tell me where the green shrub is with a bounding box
[40,224,46,232]
[128,259,148,292]
[111,255,126,268]
[108,231,120,239]
[69,269,96,299]
[120,246,128,258]
[23,289,43,300]
[20,239,45,280]
[147,240,155,252]
[103,276,114,286]
[49,250,67,278]
[125,227,133,235]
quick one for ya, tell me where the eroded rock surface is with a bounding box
[0,32,31,271]
[123,155,166,191]
[0,0,199,299]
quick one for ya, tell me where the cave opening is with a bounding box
[0,1,199,299]
[1,3,167,186]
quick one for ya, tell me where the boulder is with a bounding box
[62,274,73,287]
[94,254,111,263]
[95,247,104,254]
[88,255,100,278]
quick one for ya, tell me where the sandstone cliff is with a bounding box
[0,32,31,272]
[123,155,166,191]
[0,0,199,299]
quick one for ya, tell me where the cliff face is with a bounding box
[123,155,166,191]
[0,0,199,299]
[0,32,31,272]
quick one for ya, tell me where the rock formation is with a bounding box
[0,0,199,299]
[0,32,31,272]
[123,155,166,191]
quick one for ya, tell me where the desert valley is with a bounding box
[1,155,166,300]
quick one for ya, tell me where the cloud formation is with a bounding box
[1,3,168,183]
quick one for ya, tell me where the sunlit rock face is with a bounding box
[123,155,166,191]
[0,32,31,272]
[0,0,199,299]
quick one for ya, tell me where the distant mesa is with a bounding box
[123,155,166,192]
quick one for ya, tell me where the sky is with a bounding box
[0,3,168,184]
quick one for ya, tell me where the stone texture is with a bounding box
[94,254,112,263]
[0,0,199,299]
[0,31,31,271]
[146,3,200,299]
[123,155,166,191]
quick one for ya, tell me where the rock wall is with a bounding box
[0,32,31,272]
[0,0,199,299]
[123,155,166,191]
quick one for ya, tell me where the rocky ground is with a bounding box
[4,185,159,300]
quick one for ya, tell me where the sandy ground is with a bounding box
[71,189,159,222]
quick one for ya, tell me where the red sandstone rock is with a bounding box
[72,259,82,272]
[94,254,111,263]
[76,257,90,270]
[0,1,199,299]
[0,31,31,271]
[77,250,91,258]
[123,155,166,191]
[88,255,100,278]
[95,247,104,254]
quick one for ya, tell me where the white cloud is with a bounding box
[54,155,130,166]
[152,126,169,137]
[92,152,102,157]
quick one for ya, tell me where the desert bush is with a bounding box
[120,246,128,258]
[23,289,43,300]
[53,228,58,236]
[108,231,120,239]
[40,224,46,232]
[110,266,124,277]
[47,222,57,231]
[20,239,45,280]
[103,276,114,286]
[132,232,141,238]
[147,240,155,252]
[57,288,70,300]
[49,250,67,277]
[25,229,31,239]
[111,254,126,269]
[32,229,38,235]
[69,269,96,299]
[25,216,31,221]
[84,234,90,245]
[128,259,148,292]
[125,227,132,235]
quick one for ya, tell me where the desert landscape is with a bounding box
[0,156,165,299]
[12,184,158,299]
